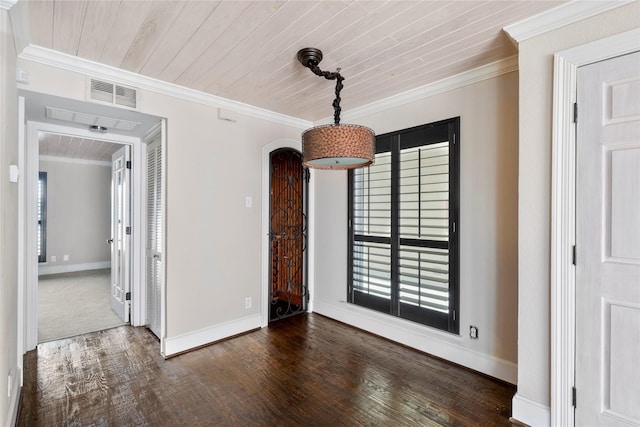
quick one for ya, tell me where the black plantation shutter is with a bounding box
[349,118,459,333]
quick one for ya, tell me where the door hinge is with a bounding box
[572,245,576,265]
[125,292,131,301]
[126,226,132,235]
[572,386,577,407]
[126,160,132,169]
[573,102,578,123]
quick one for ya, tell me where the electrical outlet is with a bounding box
[63,254,69,261]
[51,255,56,262]
[245,297,251,309]
[470,325,479,339]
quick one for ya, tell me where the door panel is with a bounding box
[269,149,308,321]
[576,51,640,426]
[111,146,131,322]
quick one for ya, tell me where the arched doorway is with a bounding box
[268,148,308,321]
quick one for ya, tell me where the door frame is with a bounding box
[261,139,315,327]
[551,27,640,426]
[21,120,144,351]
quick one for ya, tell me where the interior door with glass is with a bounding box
[111,146,132,322]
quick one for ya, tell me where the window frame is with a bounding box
[38,171,47,263]
[347,117,460,334]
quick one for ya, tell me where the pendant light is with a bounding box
[297,48,375,169]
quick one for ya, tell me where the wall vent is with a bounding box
[88,78,137,109]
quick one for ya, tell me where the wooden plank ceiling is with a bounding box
[24,0,566,122]
[39,133,122,162]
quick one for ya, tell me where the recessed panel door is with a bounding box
[576,51,640,426]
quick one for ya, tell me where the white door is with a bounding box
[111,146,132,322]
[576,51,640,426]
[146,137,162,337]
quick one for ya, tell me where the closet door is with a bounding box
[146,137,162,337]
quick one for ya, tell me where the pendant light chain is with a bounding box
[307,60,344,125]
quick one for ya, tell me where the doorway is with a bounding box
[36,132,128,342]
[268,148,308,322]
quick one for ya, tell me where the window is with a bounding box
[348,118,459,333]
[37,172,47,263]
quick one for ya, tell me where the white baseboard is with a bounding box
[313,300,517,384]
[511,393,550,427]
[6,368,21,427]
[162,314,261,357]
[38,261,110,276]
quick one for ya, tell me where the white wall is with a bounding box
[38,159,111,273]
[514,2,640,423]
[16,59,304,349]
[313,71,520,383]
[0,7,21,427]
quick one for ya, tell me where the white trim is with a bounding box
[313,300,517,384]
[340,56,518,123]
[38,261,110,276]
[39,155,111,167]
[260,139,315,327]
[17,95,25,370]
[512,393,551,427]
[162,314,261,357]
[503,1,632,44]
[159,119,167,353]
[0,0,17,11]
[6,367,21,427]
[19,45,312,130]
[550,28,640,427]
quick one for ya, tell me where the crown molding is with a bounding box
[40,155,111,167]
[503,0,633,44]
[0,0,17,11]
[19,45,312,130]
[338,55,518,123]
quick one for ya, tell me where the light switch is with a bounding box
[9,165,18,183]
[245,196,252,208]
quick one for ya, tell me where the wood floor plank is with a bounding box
[18,313,515,426]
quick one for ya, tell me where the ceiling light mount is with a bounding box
[297,47,374,170]
[89,125,108,134]
[296,47,323,69]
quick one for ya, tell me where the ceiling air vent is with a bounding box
[88,78,138,109]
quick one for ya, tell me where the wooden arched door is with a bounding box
[269,148,308,321]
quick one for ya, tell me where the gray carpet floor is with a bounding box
[38,269,127,343]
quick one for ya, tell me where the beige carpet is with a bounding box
[38,269,126,343]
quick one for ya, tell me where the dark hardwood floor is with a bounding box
[18,313,516,426]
